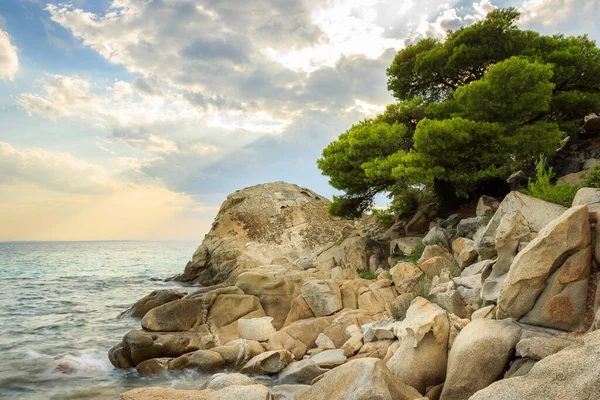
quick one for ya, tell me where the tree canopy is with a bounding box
[318,8,600,217]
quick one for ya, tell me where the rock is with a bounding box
[357,280,398,315]
[456,216,487,240]
[582,113,600,137]
[235,269,310,329]
[238,317,276,342]
[418,256,453,278]
[201,373,256,390]
[515,337,578,360]
[451,238,477,268]
[119,289,186,319]
[469,330,600,400]
[504,358,537,379]
[136,357,171,376]
[557,171,588,185]
[520,246,591,331]
[338,280,370,309]
[315,333,335,349]
[572,187,600,264]
[240,350,293,375]
[461,259,493,277]
[176,182,353,285]
[301,280,342,317]
[271,385,312,400]
[386,297,449,394]
[452,274,481,290]
[265,331,308,361]
[283,295,315,327]
[168,350,225,372]
[391,262,424,293]
[113,329,215,367]
[498,205,590,320]
[474,192,567,260]
[405,210,430,235]
[471,305,495,320]
[423,227,449,248]
[390,237,423,257]
[281,316,334,349]
[277,359,328,384]
[353,340,394,360]
[419,244,452,262]
[476,195,500,217]
[310,349,347,368]
[583,158,600,170]
[142,286,243,332]
[430,290,469,319]
[447,313,470,349]
[481,210,533,302]
[208,294,266,342]
[507,170,528,191]
[440,319,521,400]
[209,341,253,369]
[297,358,422,400]
[341,332,363,357]
[120,385,271,400]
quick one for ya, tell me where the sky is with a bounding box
[0,0,598,241]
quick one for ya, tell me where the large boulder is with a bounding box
[469,330,600,400]
[386,297,449,394]
[440,319,521,400]
[301,280,342,317]
[297,358,422,400]
[240,350,293,375]
[119,289,186,319]
[498,205,590,320]
[277,359,328,384]
[167,350,225,372]
[573,187,600,264]
[207,294,266,342]
[474,192,567,260]
[176,182,353,285]
[237,317,276,342]
[120,385,271,400]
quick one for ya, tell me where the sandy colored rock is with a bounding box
[208,341,252,369]
[136,357,171,376]
[301,280,343,317]
[386,297,449,394]
[390,237,423,256]
[281,316,334,349]
[207,294,266,342]
[240,350,293,375]
[177,182,352,285]
[418,244,452,263]
[271,384,312,400]
[498,206,590,319]
[168,350,225,372]
[474,192,566,260]
[283,295,315,327]
[200,373,256,390]
[470,330,600,400]
[440,319,521,400]
[417,256,453,278]
[238,317,276,342]
[572,187,600,264]
[265,330,307,360]
[451,238,478,268]
[120,385,271,400]
[338,279,370,309]
[310,349,347,368]
[353,340,394,360]
[120,289,186,319]
[277,359,328,384]
[297,358,422,400]
[471,305,495,320]
[515,336,578,360]
[391,262,424,294]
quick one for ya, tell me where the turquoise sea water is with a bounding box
[0,241,219,399]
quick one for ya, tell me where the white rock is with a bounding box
[238,317,276,342]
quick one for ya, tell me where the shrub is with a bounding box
[415,275,432,298]
[358,271,378,280]
[581,163,600,188]
[525,155,578,207]
[371,208,395,227]
[409,243,426,264]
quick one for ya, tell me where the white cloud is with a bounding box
[0,141,117,194]
[0,28,18,80]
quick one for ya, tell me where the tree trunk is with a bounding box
[433,178,459,215]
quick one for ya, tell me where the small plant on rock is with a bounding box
[358,271,378,280]
[525,155,579,207]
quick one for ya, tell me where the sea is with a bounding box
[0,240,225,400]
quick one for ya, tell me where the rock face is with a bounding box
[176,182,353,285]
[498,205,590,321]
[297,358,422,400]
[470,330,600,400]
[440,319,521,400]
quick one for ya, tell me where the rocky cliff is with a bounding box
[112,182,600,400]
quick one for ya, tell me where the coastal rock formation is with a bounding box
[175,182,354,285]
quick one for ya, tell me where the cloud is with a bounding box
[0,141,217,241]
[0,28,18,80]
[0,141,117,194]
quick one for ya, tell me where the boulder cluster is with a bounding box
[112,181,600,400]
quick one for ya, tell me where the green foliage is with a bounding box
[371,208,395,228]
[415,275,432,298]
[318,6,600,218]
[525,155,579,206]
[389,187,438,216]
[409,243,426,265]
[359,271,378,280]
[581,164,600,188]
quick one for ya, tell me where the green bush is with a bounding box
[358,271,378,280]
[371,208,395,227]
[525,155,578,207]
[409,243,426,264]
[581,163,600,188]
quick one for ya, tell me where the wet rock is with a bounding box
[167,350,225,372]
[277,359,328,384]
[136,357,171,376]
[240,350,293,375]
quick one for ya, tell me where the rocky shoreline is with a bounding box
[110,181,600,400]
